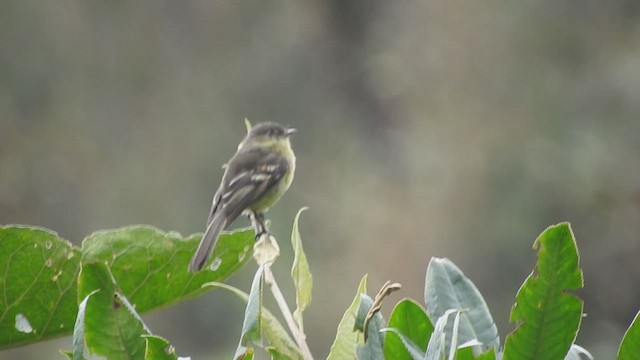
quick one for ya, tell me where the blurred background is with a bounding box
[2,1,639,358]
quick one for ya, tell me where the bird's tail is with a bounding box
[189,214,227,272]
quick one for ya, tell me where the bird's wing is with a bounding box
[206,186,223,225]
[219,147,289,220]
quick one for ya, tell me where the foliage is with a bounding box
[617,310,640,360]
[346,222,620,360]
[1,219,638,359]
[0,224,254,357]
[503,223,583,360]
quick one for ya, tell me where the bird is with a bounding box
[189,121,296,272]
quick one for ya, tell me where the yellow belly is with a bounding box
[249,143,295,213]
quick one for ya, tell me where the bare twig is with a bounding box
[363,280,402,341]
[264,264,314,360]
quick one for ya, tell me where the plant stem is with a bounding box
[264,264,314,360]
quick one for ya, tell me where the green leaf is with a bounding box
[0,225,254,350]
[424,257,499,353]
[455,346,475,360]
[203,282,303,360]
[72,290,98,360]
[78,262,149,359]
[383,298,433,360]
[259,303,302,360]
[617,310,640,360]
[0,226,81,349]
[356,294,385,360]
[81,225,254,312]
[380,327,424,360]
[235,265,264,359]
[143,335,178,360]
[503,223,584,360]
[327,274,368,360]
[290,208,312,332]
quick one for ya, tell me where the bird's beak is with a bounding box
[285,128,297,137]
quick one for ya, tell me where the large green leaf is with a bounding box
[327,274,368,360]
[78,262,149,359]
[0,225,254,349]
[290,208,312,332]
[81,225,255,312]
[617,310,640,360]
[503,223,584,360]
[424,257,499,352]
[383,298,433,360]
[0,226,81,348]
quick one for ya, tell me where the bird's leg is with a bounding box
[248,211,269,239]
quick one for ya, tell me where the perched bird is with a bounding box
[189,122,296,272]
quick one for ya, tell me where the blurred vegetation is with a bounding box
[1,1,639,358]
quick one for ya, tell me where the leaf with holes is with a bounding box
[0,226,81,349]
[0,224,254,350]
[81,225,255,313]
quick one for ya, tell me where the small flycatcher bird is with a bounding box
[189,122,296,272]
